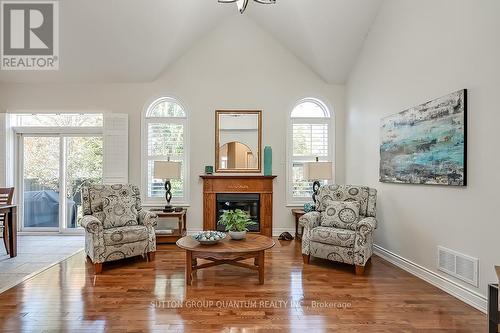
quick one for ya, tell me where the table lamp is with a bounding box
[154,160,181,212]
[304,157,333,205]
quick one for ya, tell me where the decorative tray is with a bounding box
[192,231,226,245]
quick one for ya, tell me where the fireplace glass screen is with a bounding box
[216,193,260,232]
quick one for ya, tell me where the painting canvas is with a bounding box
[380,89,467,186]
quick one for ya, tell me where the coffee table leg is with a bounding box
[258,250,265,285]
[186,250,192,286]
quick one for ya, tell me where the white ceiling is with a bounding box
[0,0,382,84]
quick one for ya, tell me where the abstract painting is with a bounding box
[380,89,467,186]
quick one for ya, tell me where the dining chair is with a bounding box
[0,187,15,255]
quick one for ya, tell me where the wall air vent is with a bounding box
[437,246,478,287]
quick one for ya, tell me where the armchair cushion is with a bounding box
[102,186,139,229]
[316,185,370,216]
[103,225,148,246]
[320,201,360,231]
[311,227,356,247]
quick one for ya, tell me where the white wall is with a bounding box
[346,0,500,299]
[0,16,345,234]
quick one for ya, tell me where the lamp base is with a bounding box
[163,205,174,213]
[312,180,321,206]
[163,180,174,212]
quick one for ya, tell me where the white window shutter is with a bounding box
[103,113,128,184]
[0,113,6,186]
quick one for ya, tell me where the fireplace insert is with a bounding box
[216,193,260,232]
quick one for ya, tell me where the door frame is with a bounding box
[14,127,103,234]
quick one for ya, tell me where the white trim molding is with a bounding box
[373,244,487,313]
[141,95,190,206]
[272,228,296,237]
[286,97,335,205]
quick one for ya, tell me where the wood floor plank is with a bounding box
[0,239,486,332]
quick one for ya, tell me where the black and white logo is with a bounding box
[1,1,59,70]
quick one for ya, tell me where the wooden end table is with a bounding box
[150,209,187,244]
[176,234,275,285]
[489,266,500,333]
[0,204,17,258]
[291,209,306,240]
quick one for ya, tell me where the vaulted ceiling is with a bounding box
[0,0,382,84]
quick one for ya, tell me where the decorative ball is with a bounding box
[304,202,315,213]
[192,230,226,244]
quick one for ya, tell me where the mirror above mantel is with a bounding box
[215,110,262,173]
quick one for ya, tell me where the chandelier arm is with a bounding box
[219,0,275,14]
[253,0,276,4]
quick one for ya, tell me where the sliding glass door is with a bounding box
[22,136,61,230]
[19,134,103,232]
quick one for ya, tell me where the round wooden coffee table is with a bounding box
[176,234,275,285]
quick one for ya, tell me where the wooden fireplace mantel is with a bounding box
[200,175,276,237]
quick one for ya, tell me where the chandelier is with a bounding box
[218,0,276,14]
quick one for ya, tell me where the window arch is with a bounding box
[288,98,333,203]
[142,97,189,204]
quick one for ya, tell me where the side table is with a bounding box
[489,265,500,333]
[291,209,306,241]
[150,209,187,244]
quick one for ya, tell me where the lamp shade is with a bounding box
[154,161,181,180]
[304,161,333,180]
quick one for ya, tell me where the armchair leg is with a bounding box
[302,254,310,264]
[94,263,103,274]
[355,265,365,275]
[147,252,156,262]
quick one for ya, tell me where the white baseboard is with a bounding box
[373,244,487,313]
[272,228,296,237]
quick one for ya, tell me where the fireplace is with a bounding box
[216,193,260,232]
[200,175,276,237]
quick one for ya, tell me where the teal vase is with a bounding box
[264,146,272,176]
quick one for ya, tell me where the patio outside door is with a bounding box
[20,134,103,232]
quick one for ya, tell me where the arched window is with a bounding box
[142,97,188,204]
[288,98,333,203]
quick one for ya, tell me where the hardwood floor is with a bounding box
[0,239,486,332]
[0,235,84,293]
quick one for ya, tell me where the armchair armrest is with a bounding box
[299,211,321,256]
[299,211,321,229]
[81,215,103,234]
[354,216,376,266]
[356,217,377,237]
[138,210,158,228]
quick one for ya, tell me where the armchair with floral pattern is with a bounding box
[81,184,157,274]
[299,184,377,274]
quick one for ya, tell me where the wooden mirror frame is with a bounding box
[215,110,262,173]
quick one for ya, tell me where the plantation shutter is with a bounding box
[292,123,329,157]
[103,113,128,184]
[0,113,6,186]
[291,122,329,197]
[146,121,185,198]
